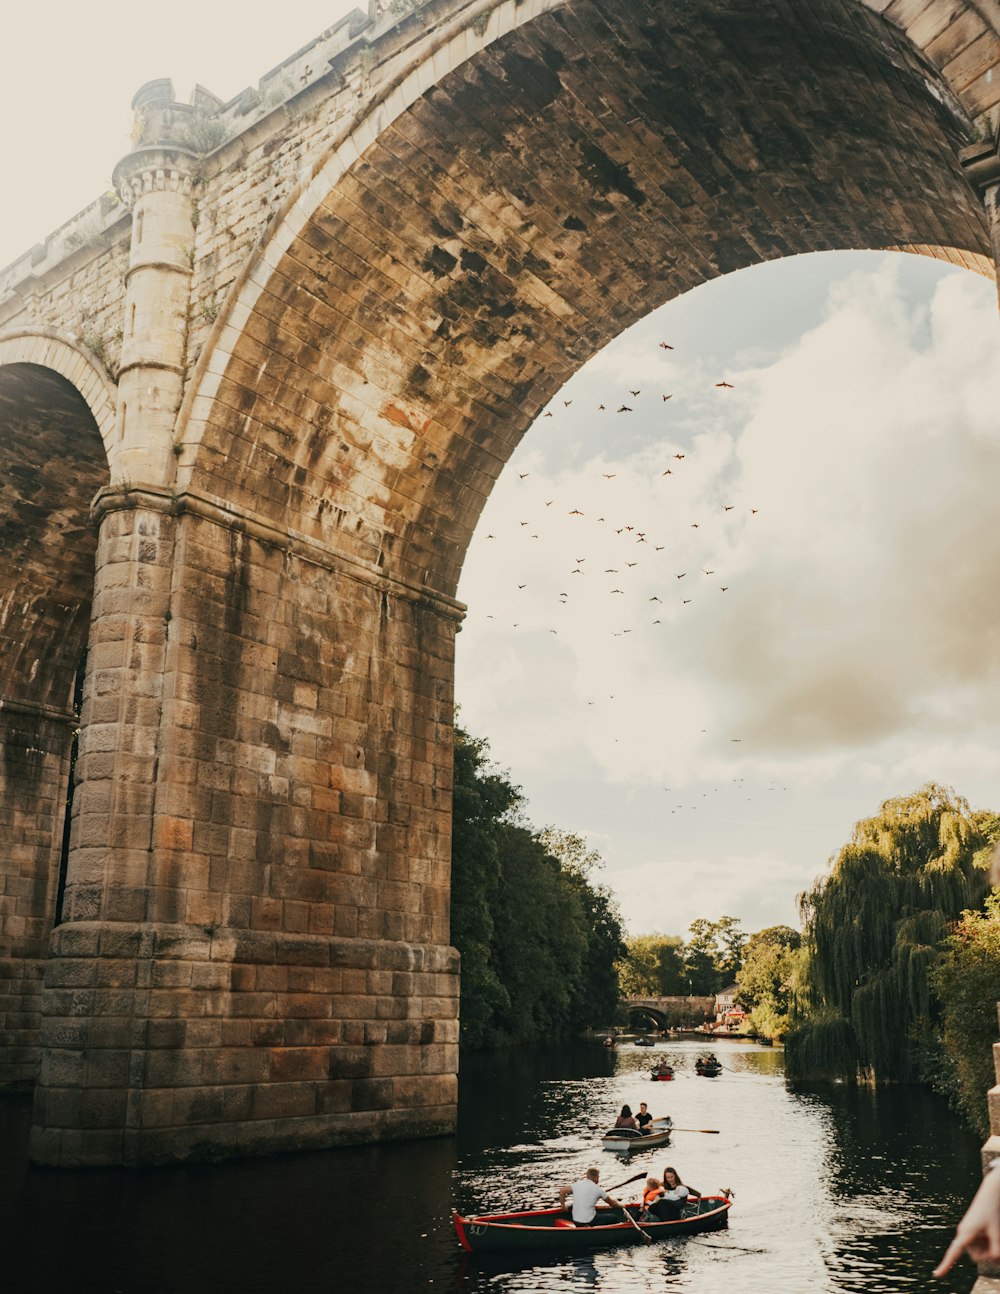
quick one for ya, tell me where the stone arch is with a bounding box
[0,329,118,456]
[156,0,998,988]
[177,0,993,600]
[29,0,1000,1164]
[0,348,110,1086]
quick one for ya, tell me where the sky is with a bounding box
[5,4,1000,943]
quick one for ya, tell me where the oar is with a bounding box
[618,1201,652,1245]
[671,1127,720,1134]
[608,1170,648,1192]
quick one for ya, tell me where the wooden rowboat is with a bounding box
[453,1195,732,1254]
[650,1068,674,1081]
[601,1116,672,1151]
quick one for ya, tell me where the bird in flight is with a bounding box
[649,596,662,603]
[603,473,616,479]
[519,472,530,479]
[723,505,734,511]
[715,381,734,389]
[564,400,572,407]
[629,389,641,397]
[543,410,553,417]
[617,405,633,413]
[569,509,584,516]
[662,394,673,401]
[720,586,729,592]
[659,342,674,350]
[611,588,624,594]
[661,469,672,476]
[676,573,686,579]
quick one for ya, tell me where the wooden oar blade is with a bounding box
[671,1126,720,1134]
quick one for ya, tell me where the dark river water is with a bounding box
[0,1038,986,1294]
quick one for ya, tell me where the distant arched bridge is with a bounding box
[625,996,716,1029]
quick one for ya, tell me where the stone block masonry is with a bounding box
[30,922,457,1165]
[2,0,1000,1164]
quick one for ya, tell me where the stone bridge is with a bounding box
[2,0,1000,1167]
[625,995,716,1026]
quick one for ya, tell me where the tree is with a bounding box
[617,934,686,996]
[931,888,1000,1137]
[785,784,992,1083]
[736,925,802,1038]
[683,916,747,994]
[449,725,626,1048]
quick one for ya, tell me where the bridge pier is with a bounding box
[0,703,75,1087]
[29,485,461,1164]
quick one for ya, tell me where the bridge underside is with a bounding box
[0,364,105,1085]
[7,0,995,1163]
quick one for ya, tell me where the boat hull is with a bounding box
[601,1116,672,1152]
[601,1129,672,1151]
[453,1197,731,1254]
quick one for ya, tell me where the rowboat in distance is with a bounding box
[634,1036,655,1047]
[650,1066,674,1081]
[453,1195,732,1254]
[601,1116,672,1152]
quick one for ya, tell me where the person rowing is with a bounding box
[558,1167,625,1226]
[635,1102,655,1134]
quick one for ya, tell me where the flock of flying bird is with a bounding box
[462,340,797,822]
[478,355,758,634]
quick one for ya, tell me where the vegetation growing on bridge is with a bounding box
[450,724,626,1049]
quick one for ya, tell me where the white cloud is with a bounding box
[456,255,1000,932]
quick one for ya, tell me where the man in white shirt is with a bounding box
[558,1168,624,1225]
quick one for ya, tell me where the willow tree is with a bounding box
[785,784,992,1083]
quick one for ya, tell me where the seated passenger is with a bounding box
[614,1103,640,1131]
[649,1166,701,1221]
[635,1102,654,1134]
[639,1176,662,1222]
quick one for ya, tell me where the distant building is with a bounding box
[713,984,746,1030]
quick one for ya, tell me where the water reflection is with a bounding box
[0,1037,985,1294]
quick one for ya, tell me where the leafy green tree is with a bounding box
[736,925,802,1038]
[617,934,686,996]
[785,784,992,1083]
[683,916,747,994]
[542,830,628,1029]
[449,727,517,1045]
[931,888,1000,1136]
[449,726,626,1049]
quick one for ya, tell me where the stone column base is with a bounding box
[30,920,459,1166]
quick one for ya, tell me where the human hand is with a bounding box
[934,1166,1000,1277]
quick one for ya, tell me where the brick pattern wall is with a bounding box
[0,710,73,1085]
[182,0,991,608]
[31,492,460,1162]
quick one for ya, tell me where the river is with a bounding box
[0,1037,986,1294]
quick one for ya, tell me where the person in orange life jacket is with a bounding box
[647,1166,701,1221]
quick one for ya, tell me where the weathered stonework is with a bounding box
[1,0,999,1164]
